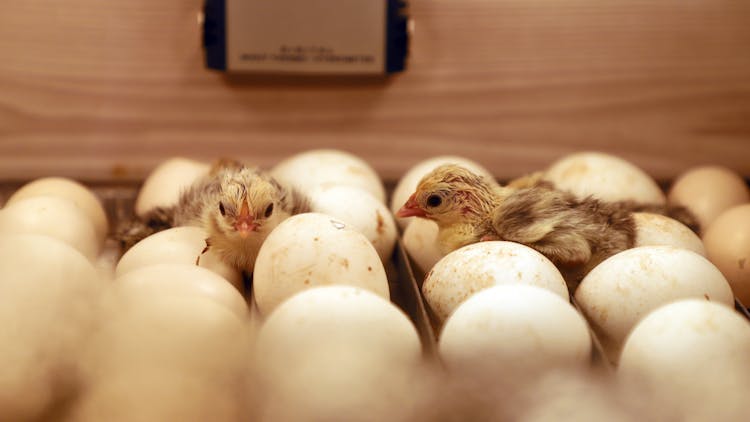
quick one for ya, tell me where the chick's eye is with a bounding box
[264,203,274,218]
[426,194,443,208]
[218,202,226,216]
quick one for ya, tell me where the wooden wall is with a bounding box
[1,0,749,182]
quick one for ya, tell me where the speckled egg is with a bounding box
[252,213,389,316]
[309,185,397,263]
[619,299,750,421]
[575,246,734,364]
[633,212,705,256]
[422,241,568,324]
[543,152,665,205]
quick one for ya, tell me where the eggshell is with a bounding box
[402,218,444,274]
[309,185,397,263]
[115,264,249,319]
[0,234,100,421]
[575,246,734,364]
[422,241,568,324]
[439,285,591,377]
[703,204,750,303]
[135,157,210,217]
[255,286,421,422]
[390,156,495,229]
[7,177,108,245]
[271,149,386,203]
[543,152,665,205]
[619,300,750,421]
[0,196,99,261]
[115,226,243,292]
[633,212,705,256]
[253,213,389,316]
[667,165,749,232]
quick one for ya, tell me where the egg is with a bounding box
[439,284,591,378]
[619,299,750,421]
[390,156,495,229]
[0,234,101,421]
[72,369,245,422]
[115,226,243,292]
[254,286,422,422]
[633,212,705,256]
[703,204,750,303]
[7,177,109,245]
[422,241,568,324]
[82,293,251,417]
[271,149,386,203]
[543,151,665,205]
[0,196,99,261]
[667,165,749,232]
[402,218,444,274]
[575,246,734,364]
[134,157,210,217]
[309,185,397,263]
[114,264,249,319]
[253,213,389,316]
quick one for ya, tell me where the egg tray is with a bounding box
[2,180,749,367]
[397,240,750,370]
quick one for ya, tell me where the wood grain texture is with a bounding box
[1,0,749,182]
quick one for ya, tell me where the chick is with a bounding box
[118,161,309,273]
[396,164,637,287]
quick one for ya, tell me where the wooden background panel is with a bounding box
[0,0,749,182]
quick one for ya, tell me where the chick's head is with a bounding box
[396,164,496,226]
[209,169,288,243]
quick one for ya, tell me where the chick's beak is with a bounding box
[396,193,428,218]
[235,200,259,238]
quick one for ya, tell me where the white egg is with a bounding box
[72,369,245,422]
[271,149,386,203]
[0,234,101,421]
[543,152,666,205]
[390,156,495,229]
[633,212,705,256]
[8,177,109,245]
[309,185,397,263]
[422,241,568,324]
[667,165,750,232]
[255,286,422,422]
[83,293,251,408]
[575,246,734,364]
[252,213,389,316]
[0,196,99,261]
[619,300,750,421]
[402,218,444,274]
[135,157,210,217]
[440,284,591,377]
[703,204,750,303]
[115,226,243,292]
[115,264,249,319]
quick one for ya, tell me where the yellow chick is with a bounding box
[397,164,637,287]
[118,161,308,274]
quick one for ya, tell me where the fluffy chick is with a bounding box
[118,161,309,273]
[397,164,636,287]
